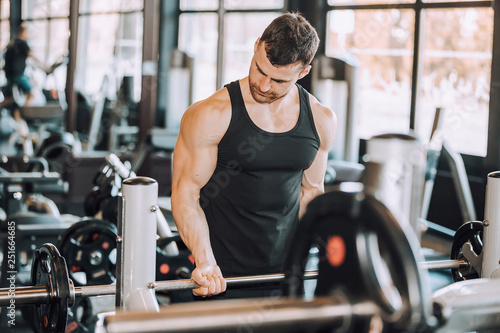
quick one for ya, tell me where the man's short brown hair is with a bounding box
[259,12,319,68]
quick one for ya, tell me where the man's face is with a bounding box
[248,40,310,104]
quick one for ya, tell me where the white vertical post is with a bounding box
[364,134,427,238]
[119,177,160,312]
[482,172,500,278]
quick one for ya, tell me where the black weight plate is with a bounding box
[282,191,432,333]
[156,238,194,281]
[84,188,112,217]
[156,236,195,304]
[31,243,71,333]
[58,219,117,286]
[65,296,94,333]
[450,221,483,282]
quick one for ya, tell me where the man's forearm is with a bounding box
[299,187,323,220]
[171,191,216,266]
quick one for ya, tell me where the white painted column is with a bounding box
[482,172,500,278]
[118,177,159,312]
[364,133,427,238]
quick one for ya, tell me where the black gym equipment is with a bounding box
[283,190,433,332]
[83,161,122,221]
[31,244,72,333]
[450,220,483,281]
[155,235,194,282]
[58,219,118,286]
[0,242,319,332]
[100,190,435,333]
[155,235,195,304]
[0,186,487,332]
[0,156,67,218]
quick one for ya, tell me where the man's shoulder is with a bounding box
[307,92,336,122]
[187,86,232,119]
[181,87,232,140]
[307,93,338,148]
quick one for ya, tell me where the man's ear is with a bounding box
[254,38,260,53]
[298,65,311,80]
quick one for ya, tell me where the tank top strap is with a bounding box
[224,80,244,124]
[296,84,321,145]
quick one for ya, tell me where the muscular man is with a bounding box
[171,12,337,298]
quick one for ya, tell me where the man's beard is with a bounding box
[249,81,287,104]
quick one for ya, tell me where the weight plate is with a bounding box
[282,191,433,332]
[84,188,112,218]
[31,243,71,333]
[66,296,94,333]
[58,219,117,286]
[156,235,195,281]
[450,221,483,282]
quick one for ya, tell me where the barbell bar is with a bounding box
[0,259,466,308]
[0,269,320,307]
[421,259,468,271]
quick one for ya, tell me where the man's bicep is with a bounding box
[302,102,337,191]
[302,148,329,193]
[172,131,218,194]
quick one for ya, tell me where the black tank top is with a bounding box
[200,80,320,276]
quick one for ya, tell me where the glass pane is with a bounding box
[25,21,47,63]
[121,0,143,11]
[22,0,49,19]
[46,19,69,91]
[77,14,120,96]
[114,12,143,102]
[223,13,280,85]
[1,0,9,19]
[328,0,414,5]
[50,0,69,17]
[417,8,492,156]
[179,13,218,102]
[0,21,9,50]
[326,9,415,140]
[0,20,8,86]
[225,0,284,10]
[180,0,218,11]
[22,21,49,104]
[88,0,122,13]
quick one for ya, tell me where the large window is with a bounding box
[418,8,492,156]
[0,0,10,87]
[0,1,9,51]
[326,0,493,157]
[21,0,70,98]
[327,9,415,139]
[76,1,143,100]
[178,13,218,102]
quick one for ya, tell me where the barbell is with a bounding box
[0,242,319,332]
[1,189,468,333]
[0,244,467,307]
[103,190,449,333]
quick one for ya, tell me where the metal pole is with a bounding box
[0,271,320,306]
[421,259,468,271]
[119,177,160,312]
[364,133,426,239]
[1,258,468,307]
[0,286,48,306]
[482,172,500,278]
